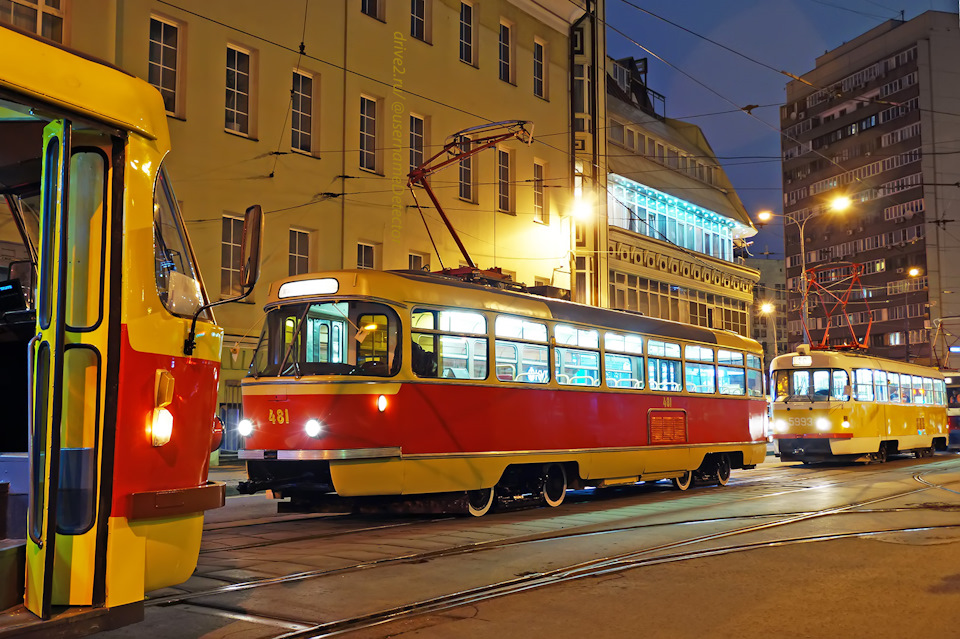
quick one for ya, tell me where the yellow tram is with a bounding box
[771,345,947,463]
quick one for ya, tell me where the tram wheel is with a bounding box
[874,446,888,464]
[672,470,693,491]
[915,446,934,459]
[466,487,495,517]
[715,454,732,486]
[542,464,567,507]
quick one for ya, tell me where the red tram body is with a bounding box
[240,270,768,514]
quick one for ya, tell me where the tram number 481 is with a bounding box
[268,409,291,424]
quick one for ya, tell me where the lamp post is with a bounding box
[760,302,778,358]
[904,266,921,362]
[757,196,850,345]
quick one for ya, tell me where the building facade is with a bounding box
[604,57,760,334]
[781,10,960,364]
[746,257,787,360]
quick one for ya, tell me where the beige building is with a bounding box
[3,0,592,402]
[603,57,760,334]
[746,257,787,360]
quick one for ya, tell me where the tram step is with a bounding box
[0,540,24,614]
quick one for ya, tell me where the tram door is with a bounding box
[26,120,115,618]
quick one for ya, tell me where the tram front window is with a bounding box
[250,301,400,377]
[775,368,850,402]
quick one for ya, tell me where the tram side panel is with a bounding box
[242,380,765,497]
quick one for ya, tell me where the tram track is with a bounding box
[196,456,960,555]
[155,464,960,625]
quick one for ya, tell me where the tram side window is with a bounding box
[921,377,934,405]
[684,346,715,394]
[912,376,925,404]
[901,375,913,404]
[648,339,682,392]
[854,369,874,402]
[873,370,889,402]
[411,308,487,379]
[833,370,850,401]
[494,316,548,383]
[935,379,946,405]
[604,332,644,389]
[774,370,789,401]
[746,368,763,397]
[718,365,745,395]
[555,324,600,386]
[887,372,901,402]
[747,354,762,370]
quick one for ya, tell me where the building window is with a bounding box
[361,0,382,20]
[226,45,253,136]
[411,0,427,41]
[357,243,375,270]
[498,23,512,83]
[458,138,473,201]
[533,161,546,223]
[409,252,429,271]
[221,216,244,296]
[291,71,314,153]
[409,114,424,173]
[497,148,512,212]
[0,0,63,41]
[359,95,377,172]
[289,229,310,276]
[533,39,546,99]
[149,17,181,115]
[459,2,475,65]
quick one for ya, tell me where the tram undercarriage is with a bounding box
[240,452,748,516]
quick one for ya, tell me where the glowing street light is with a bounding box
[759,302,778,357]
[756,202,850,344]
[905,267,922,362]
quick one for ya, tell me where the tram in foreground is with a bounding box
[770,345,948,463]
[0,24,259,630]
[238,269,768,516]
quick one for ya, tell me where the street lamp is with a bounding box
[904,266,921,362]
[760,301,778,358]
[757,197,850,345]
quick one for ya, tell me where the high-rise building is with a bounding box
[781,10,960,364]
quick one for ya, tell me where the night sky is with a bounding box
[605,0,957,258]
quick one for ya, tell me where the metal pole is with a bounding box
[770,310,779,357]
[904,288,910,362]
[798,215,809,344]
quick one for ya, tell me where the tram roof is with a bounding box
[0,25,169,144]
[266,270,761,351]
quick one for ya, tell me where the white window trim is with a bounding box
[291,69,317,155]
[359,94,380,173]
[225,43,258,138]
[533,37,547,99]
[498,20,515,85]
[149,14,186,118]
[459,1,477,66]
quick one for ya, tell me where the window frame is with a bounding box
[225,43,256,137]
[533,38,547,99]
[359,94,379,173]
[498,21,514,84]
[220,215,245,298]
[459,1,476,66]
[291,69,316,155]
[289,228,310,276]
[149,15,184,117]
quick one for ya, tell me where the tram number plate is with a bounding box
[268,409,291,424]
[649,410,687,444]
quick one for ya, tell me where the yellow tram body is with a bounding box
[770,346,947,463]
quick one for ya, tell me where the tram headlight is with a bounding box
[237,418,254,437]
[377,395,388,412]
[774,419,788,433]
[305,419,323,438]
[151,407,173,447]
[842,418,851,429]
[816,418,831,431]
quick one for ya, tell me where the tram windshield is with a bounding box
[250,300,400,377]
[774,368,850,402]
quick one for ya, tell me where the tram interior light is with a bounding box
[377,395,388,412]
[305,419,323,438]
[152,407,173,446]
[238,418,254,437]
[816,418,830,431]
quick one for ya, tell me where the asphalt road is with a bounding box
[99,453,960,639]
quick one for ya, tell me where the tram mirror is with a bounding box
[240,204,263,292]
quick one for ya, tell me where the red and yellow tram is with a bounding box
[239,270,768,515]
[0,24,259,628]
